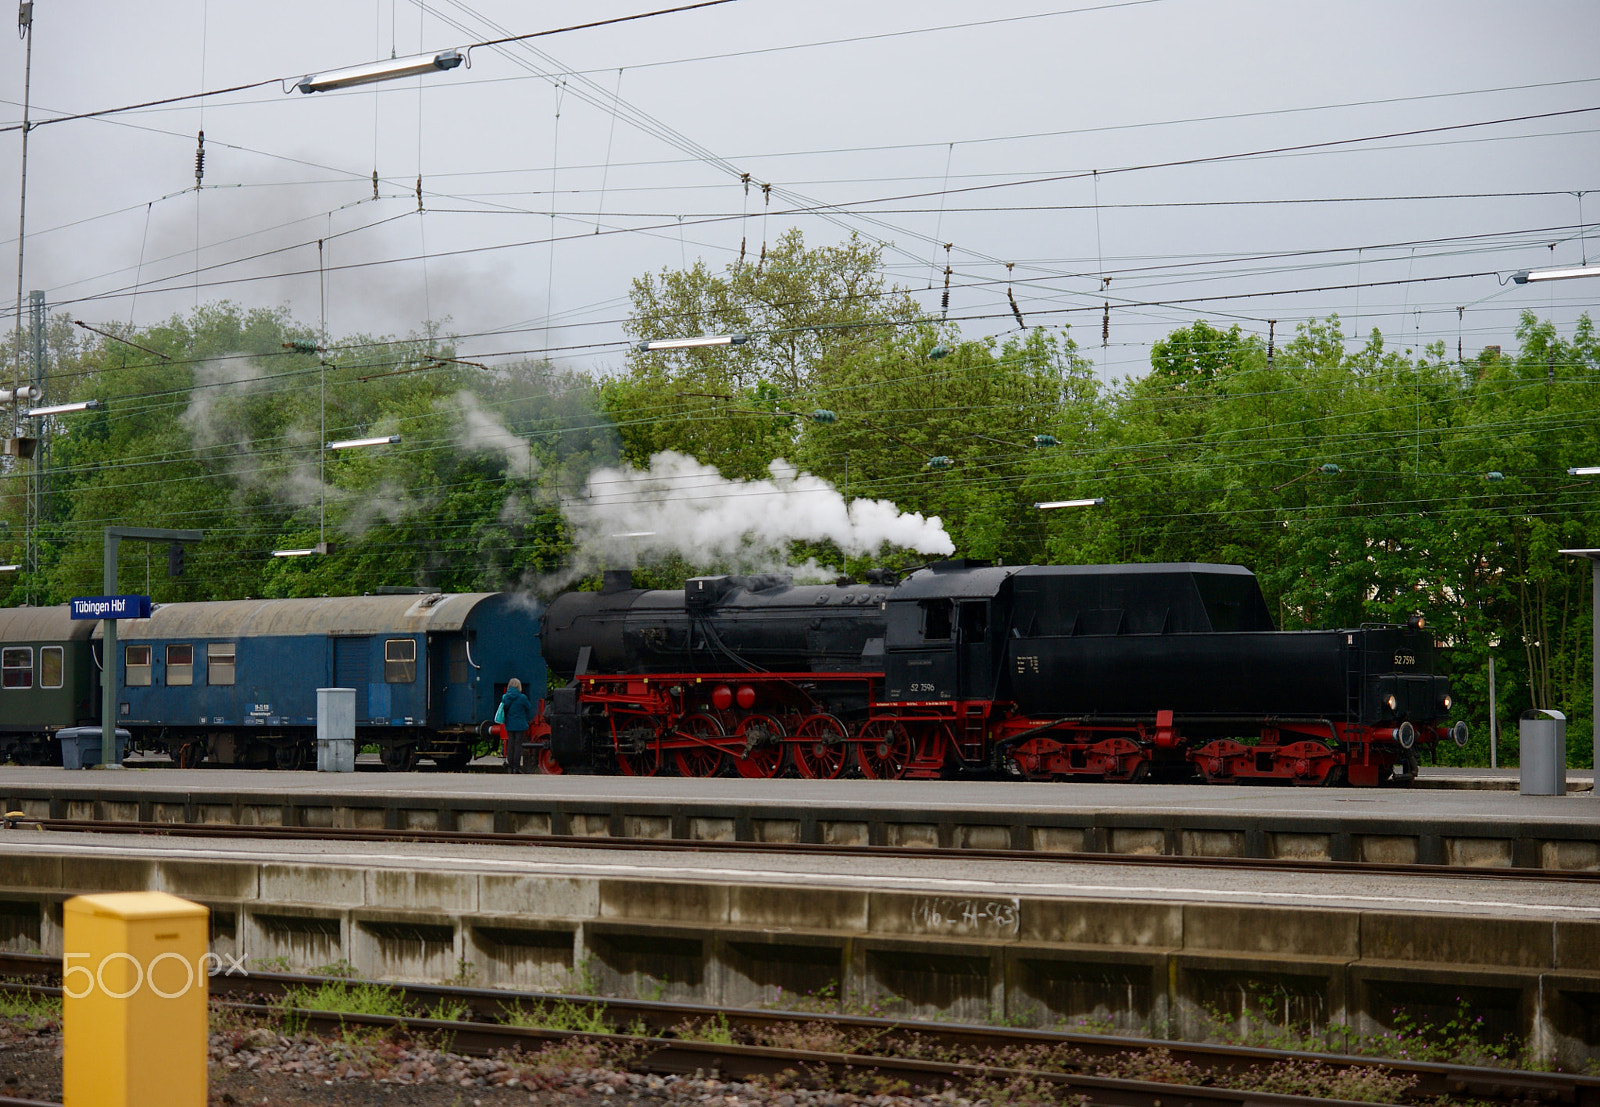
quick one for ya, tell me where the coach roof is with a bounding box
[92,593,510,640]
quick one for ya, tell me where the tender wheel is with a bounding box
[672,713,727,778]
[732,714,784,779]
[854,720,912,780]
[536,748,563,775]
[613,719,662,777]
[790,714,849,780]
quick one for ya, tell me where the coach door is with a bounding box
[332,636,371,722]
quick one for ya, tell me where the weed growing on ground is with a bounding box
[249,955,292,974]
[672,1010,735,1045]
[306,960,360,979]
[1202,996,1526,1070]
[0,989,59,1028]
[424,996,471,1023]
[760,981,905,1018]
[504,997,614,1035]
[279,980,409,1020]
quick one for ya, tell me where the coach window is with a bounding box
[40,646,63,689]
[167,644,193,686]
[207,642,236,685]
[385,638,417,683]
[125,645,152,686]
[1,647,32,689]
[920,599,953,641]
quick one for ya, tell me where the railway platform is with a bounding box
[2,765,1597,869]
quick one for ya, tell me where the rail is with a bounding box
[2,952,1595,1106]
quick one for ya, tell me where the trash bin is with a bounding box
[316,687,356,772]
[58,727,129,770]
[1519,708,1567,795]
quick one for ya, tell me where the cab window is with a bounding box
[207,642,235,685]
[125,645,152,686]
[385,638,417,683]
[920,599,953,641]
[2,647,32,689]
[166,644,193,686]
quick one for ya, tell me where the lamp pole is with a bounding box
[11,0,33,405]
[1559,548,1600,792]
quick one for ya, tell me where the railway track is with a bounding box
[2,951,1596,1106]
[6,814,1600,885]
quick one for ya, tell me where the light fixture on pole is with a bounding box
[1035,498,1106,509]
[1512,264,1600,284]
[1569,466,1600,477]
[272,543,333,558]
[0,564,18,572]
[24,399,100,417]
[295,49,464,94]
[636,334,749,352]
[327,434,400,450]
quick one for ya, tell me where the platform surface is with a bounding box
[2,764,1596,827]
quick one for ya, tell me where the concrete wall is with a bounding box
[2,848,1597,1068]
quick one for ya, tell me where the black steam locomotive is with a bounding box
[542,560,1466,785]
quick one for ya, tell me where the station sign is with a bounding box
[70,595,152,620]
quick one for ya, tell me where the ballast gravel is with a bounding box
[3,1018,1009,1107]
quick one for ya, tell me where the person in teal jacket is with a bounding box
[500,678,534,774]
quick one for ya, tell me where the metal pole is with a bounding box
[1592,560,1599,789]
[1488,654,1497,770]
[101,531,119,768]
[12,1,33,399]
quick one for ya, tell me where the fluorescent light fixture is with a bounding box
[1568,466,1600,476]
[296,49,463,94]
[272,542,332,558]
[0,564,19,572]
[609,531,657,538]
[1035,498,1106,509]
[1512,264,1600,284]
[327,434,400,450]
[636,334,749,352]
[25,399,100,417]
[1560,549,1600,558]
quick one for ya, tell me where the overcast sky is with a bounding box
[1,0,1595,383]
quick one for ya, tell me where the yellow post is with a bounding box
[62,891,209,1107]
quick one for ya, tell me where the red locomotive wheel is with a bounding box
[612,719,662,777]
[790,714,849,780]
[854,720,913,780]
[672,713,728,778]
[732,714,785,779]
[536,748,563,775]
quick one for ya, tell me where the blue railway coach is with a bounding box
[103,592,542,769]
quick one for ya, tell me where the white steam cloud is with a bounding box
[562,450,953,577]
[447,391,537,479]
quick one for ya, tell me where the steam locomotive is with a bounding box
[542,560,1466,785]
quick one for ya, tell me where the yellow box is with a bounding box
[62,891,209,1107]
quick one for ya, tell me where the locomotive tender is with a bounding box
[544,560,1466,785]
